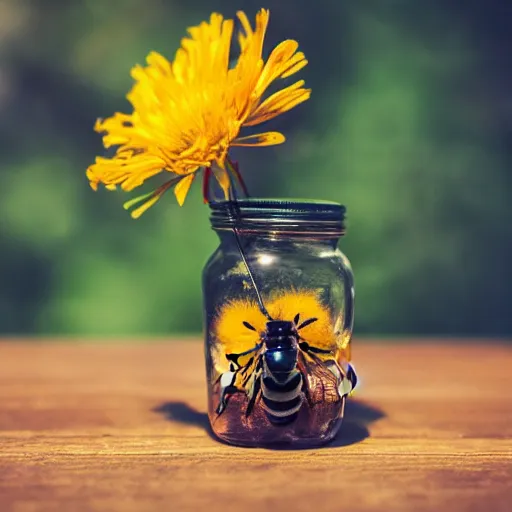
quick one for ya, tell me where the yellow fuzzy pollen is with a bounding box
[214,290,336,357]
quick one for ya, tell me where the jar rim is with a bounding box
[209,198,346,237]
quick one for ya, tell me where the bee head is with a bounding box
[264,320,296,350]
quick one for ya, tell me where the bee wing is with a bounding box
[223,345,264,391]
[214,346,264,417]
[222,348,263,418]
[298,350,341,405]
[244,352,264,417]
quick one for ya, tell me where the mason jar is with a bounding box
[202,199,356,447]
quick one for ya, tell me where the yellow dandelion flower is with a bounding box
[86,9,310,218]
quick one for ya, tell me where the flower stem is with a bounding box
[223,158,272,321]
[226,157,250,198]
[202,167,212,204]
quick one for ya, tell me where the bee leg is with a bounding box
[347,364,358,391]
[325,360,356,398]
[338,376,354,397]
[216,371,237,415]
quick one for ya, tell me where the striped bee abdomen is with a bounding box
[261,370,303,426]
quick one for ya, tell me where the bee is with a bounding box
[213,291,357,426]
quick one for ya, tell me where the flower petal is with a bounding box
[237,9,269,55]
[281,54,308,79]
[125,176,183,218]
[254,40,304,98]
[86,154,166,192]
[232,131,285,147]
[211,165,231,198]
[245,81,311,127]
[131,194,163,219]
[174,173,196,206]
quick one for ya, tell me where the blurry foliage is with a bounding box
[0,0,511,337]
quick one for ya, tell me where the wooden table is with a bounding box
[0,340,511,512]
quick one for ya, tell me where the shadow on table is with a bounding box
[331,399,385,447]
[153,399,384,449]
[154,401,215,438]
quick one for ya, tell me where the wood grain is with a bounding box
[0,339,511,512]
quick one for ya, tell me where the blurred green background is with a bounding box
[0,0,510,338]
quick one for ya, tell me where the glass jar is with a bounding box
[202,199,356,448]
